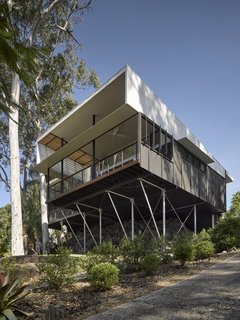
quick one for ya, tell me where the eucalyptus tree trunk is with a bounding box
[9,73,24,256]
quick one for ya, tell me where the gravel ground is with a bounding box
[86,254,240,320]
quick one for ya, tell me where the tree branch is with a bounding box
[0,164,10,189]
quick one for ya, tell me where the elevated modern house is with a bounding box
[34,66,232,252]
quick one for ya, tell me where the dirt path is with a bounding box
[86,254,240,320]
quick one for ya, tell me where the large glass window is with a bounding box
[182,145,206,172]
[141,115,173,160]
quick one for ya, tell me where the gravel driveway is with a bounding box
[85,254,240,319]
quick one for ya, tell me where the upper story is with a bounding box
[34,66,233,212]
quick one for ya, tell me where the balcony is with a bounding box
[48,142,138,200]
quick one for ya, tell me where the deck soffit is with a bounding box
[34,104,137,174]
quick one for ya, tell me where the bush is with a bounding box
[119,235,146,272]
[0,257,17,279]
[210,216,240,252]
[150,237,173,264]
[193,229,214,260]
[173,234,194,266]
[91,241,118,264]
[89,262,119,291]
[142,254,160,275]
[37,247,78,289]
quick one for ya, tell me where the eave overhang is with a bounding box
[34,104,137,174]
[177,137,214,164]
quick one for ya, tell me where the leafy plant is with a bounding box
[89,262,119,291]
[173,234,194,266]
[119,235,146,272]
[0,273,32,319]
[193,229,215,260]
[142,254,160,276]
[91,241,118,264]
[37,247,78,289]
[210,216,240,252]
[79,252,106,273]
[0,258,17,279]
[150,237,173,264]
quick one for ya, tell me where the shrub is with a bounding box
[193,229,214,260]
[80,241,118,273]
[37,247,78,289]
[210,216,240,252]
[91,241,118,264]
[150,237,173,264]
[79,252,106,273]
[0,258,17,279]
[89,262,119,291]
[0,273,32,319]
[119,235,146,272]
[142,254,160,276]
[173,234,194,266]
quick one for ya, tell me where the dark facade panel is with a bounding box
[149,150,162,177]
[207,167,217,207]
[140,139,226,212]
[182,159,191,193]
[173,142,182,188]
[199,170,207,201]
[191,165,199,196]
[162,157,174,183]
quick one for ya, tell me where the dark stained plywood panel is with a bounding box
[182,159,191,193]
[191,165,199,196]
[162,157,174,183]
[173,142,182,188]
[199,170,207,201]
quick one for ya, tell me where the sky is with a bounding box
[0,0,239,208]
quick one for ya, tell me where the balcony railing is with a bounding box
[48,142,138,200]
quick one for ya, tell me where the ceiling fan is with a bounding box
[109,127,125,138]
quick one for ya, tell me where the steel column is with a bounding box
[99,209,102,244]
[162,190,166,237]
[131,198,134,240]
[137,112,142,161]
[107,192,128,239]
[212,214,215,228]
[194,205,197,234]
[60,210,83,251]
[83,213,86,253]
[140,180,161,238]
[76,204,98,249]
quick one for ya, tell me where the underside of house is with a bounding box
[34,66,233,252]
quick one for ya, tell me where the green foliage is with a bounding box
[210,216,240,252]
[37,247,78,289]
[150,236,173,264]
[0,2,45,114]
[0,273,32,319]
[0,258,17,279]
[173,234,194,266]
[119,235,146,272]
[193,229,214,260]
[89,262,119,291]
[91,241,118,264]
[142,254,160,276]
[0,0,100,196]
[21,181,41,244]
[80,241,118,273]
[0,205,11,256]
[226,191,240,218]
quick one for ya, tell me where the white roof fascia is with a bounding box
[34,104,137,174]
[125,65,231,181]
[37,65,128,143]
